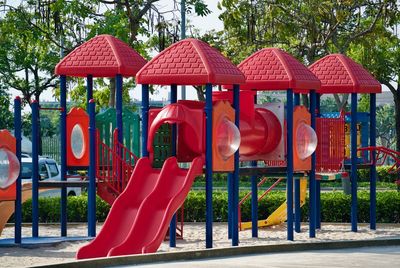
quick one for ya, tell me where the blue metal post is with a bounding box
[60,75,67,236]
[232,85,240,246]
[88,99,96,237]
[205,83,213,248]
[141,85,150,157]
[228,172,233,239]
[115,74,123,189]
[316,93,321,229]
[115,74,123,145]
[169,84,178,247]
[351,93,358,232]
[309,90,317,238]
[86,75,93,110]
[370,93,376,230]
[31,100,39,237]
[294,93,301,233]
[14,97,22,243]
[251,93,258,238]
[286,89,294,241]
[250,161,258,237]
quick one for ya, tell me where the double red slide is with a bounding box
[76,156,203,259]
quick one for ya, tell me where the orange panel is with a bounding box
[66,107,90,167]
[293,106,311,171]
[0,130,17,201]
[212,101,235,172]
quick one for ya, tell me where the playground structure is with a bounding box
[0,34,391,258]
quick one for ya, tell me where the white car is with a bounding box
[20,156,82,197]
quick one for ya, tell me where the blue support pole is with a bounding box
[115,74,123,190]
[115,74,123,145]
[232,85,240,246]
[88,99,96,237]
[60,75,67,237]
[14,97,22,243]
[316,93,321,229]
[351,93,358,232]
[31,100,39,237]
[251,92,258,238]
[370,93,376,230]
[141,85,150,157]
[205,83,213,248]
[251,160,258,237]
[294,93,300,106]
[86,75,93,110]
[294,93,301,233]
[309,90,317,238]
[286,89,294,241]
[169,84,178,247]
[228,172,233,239]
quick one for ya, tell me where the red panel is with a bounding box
[0,130,16,201]
[77,156,203,259]
[55,35,147,78]
[136,38,245,85]
[66,107,90,167]
[231,48,321,92]
[148,103,205,163]
[316,114,345,172]
[309,54,381,94]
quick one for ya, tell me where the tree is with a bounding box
[349,28,400,153]
[376,104,396,149]
[319,96,338,113]
[0,88,13,130]
[217,0,397,109]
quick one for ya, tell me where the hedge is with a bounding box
[195,165,399,183]
[15,190,399,224]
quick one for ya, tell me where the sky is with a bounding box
[7,0,225,105]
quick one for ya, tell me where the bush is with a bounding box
[16,190,399,224]
[358,165,398,183]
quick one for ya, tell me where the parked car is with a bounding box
[21,156,82,197]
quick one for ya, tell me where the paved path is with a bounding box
[126,246,400,268]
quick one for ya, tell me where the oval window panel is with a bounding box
[71,124,85,159]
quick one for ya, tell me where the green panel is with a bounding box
[96,108,116,149]
[152,123,172,168]
[96,107,140,157]
[122,107,140,157]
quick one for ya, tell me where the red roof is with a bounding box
[236,48,320,92]
[55,35,147,78]
[136,38,245,85]
[309,54,381,94]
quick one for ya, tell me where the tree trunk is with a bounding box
[334,93,349,111]
[109,78,116,108]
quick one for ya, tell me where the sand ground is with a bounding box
[0,222,399,267]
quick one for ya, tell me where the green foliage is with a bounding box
[20,195,110,223]
[320,97,339,113]
[358,165,399,183]
[376,105,396,148]
[18,190,399,224]
[358,94,370,112]
[0,88,13,130]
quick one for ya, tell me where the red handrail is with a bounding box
[96,128,138,195]
[358,146,400,174]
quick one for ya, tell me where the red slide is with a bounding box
[76,156,203,259]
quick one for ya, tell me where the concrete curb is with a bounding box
[34,238,400,268]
